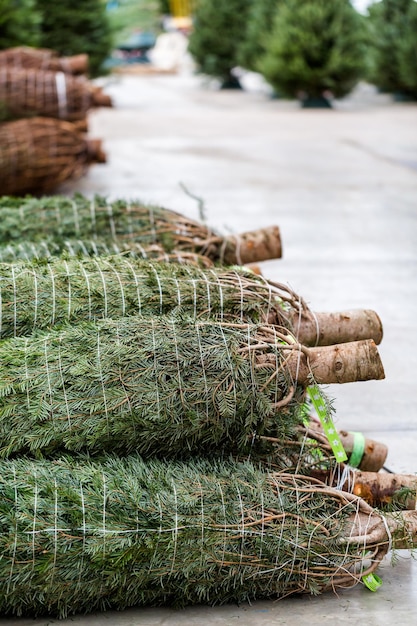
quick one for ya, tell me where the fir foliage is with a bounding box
[0,237,212,266]
[0,455,365,617]
[0,256,296,339]
[0,194,250,264]
[237,0,282,72]
[35,0,113,77]
[0,314,308,458]
[187,0,251,86]
[257,0,367,102]
[397,1,417,98]
[0,0,42,49]
[367,0,417,98]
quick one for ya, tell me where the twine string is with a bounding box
[63,260,72,319]
[57,335,72,430]
[96,328,110,430]
[92,258,109,318]
[104,259,127,316]
[47,263,57,325]
[90,198,97,239]
[79,263,93,320]
[170,480,179,575]
[71,199,80,236]
[150,319,161,419]
[106,200,117,241]
[6,465,18,594]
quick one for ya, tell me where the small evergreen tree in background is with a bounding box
[158,0,170,14]
[35,0,113,76]
[257,0,368,107]
[188,0,251,88]
[237,0,281,73]
[397,0,417,99]
[367,0,417,99]
[0,0,41,48]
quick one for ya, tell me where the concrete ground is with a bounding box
[4,66,417,624]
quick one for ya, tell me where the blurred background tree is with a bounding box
[34,0,113,77]
[257,0,368,106]
[397,0,417,99]
[367,0,417,100]
[0,0,42,48]
[105,0,162,47]
[237,0,281,73]
[188,0,252,88]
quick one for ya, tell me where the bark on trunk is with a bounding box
[345,509,417,550]
[290,309,383,347]
[311,468,417,510]
[221,225,282,264]
[285,339,385,384]
[307,424,388,471]
[349,471,417,510]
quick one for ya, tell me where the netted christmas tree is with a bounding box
[0,313,384,458]
[0,67,112,122]
[187,0,251,87]
[0,46,89,74]
[0,118,106,195]
[257,0,368,107]
[0,255,383,347]
[0,453,414,618]
[0,194,282,264]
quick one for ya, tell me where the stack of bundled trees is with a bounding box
[0,193,414,619]
[0,47,111,195]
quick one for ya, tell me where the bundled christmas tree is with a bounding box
[0,46,89,74]
[0,314,384,458]
[257,0,367,107]
[187,0,251,87]
[0,118,106,195]
[0,194,282,264]
[0,454,413,618]
[0,255,383,347]
[0,67,112,122]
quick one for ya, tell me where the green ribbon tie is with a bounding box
[307,385,348,463]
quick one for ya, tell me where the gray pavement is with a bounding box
[4,68,417,624]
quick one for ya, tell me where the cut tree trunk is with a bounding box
[273,339,385,384]
[305,424,388,472]
[289,308,383,346]
[347,471,417,510]
[345,508,417,551]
